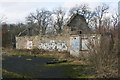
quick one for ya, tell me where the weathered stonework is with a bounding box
[16,33,101,57]
[16,34,71,51]
[16,14,101,57]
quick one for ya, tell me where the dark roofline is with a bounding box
[66,13,86,26]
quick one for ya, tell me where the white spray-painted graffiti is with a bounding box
[38,40,67,51]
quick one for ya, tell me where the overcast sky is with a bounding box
[0,0,119,24]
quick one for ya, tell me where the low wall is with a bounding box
[16,34,70,52]
[16,34,101,57]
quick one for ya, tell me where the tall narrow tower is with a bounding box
[118,1,120,22]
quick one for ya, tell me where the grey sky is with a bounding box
[0,0,119,24]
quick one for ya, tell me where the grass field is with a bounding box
[2,49,95,78]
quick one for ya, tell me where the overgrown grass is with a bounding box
[3,49,64,57]
[2,69,31,78]
[2,49,96,78]
[44,63,95,78]
[3,49,57,59]
[3,64,95,78]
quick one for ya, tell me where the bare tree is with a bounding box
[52,7,66,34]
[88,8,119,78]
[111,13,119,30]
[88,22,119,78]
[26,14,35,25]
[94,3,109,33]
[102,17,111,32]
[26,9,52,35]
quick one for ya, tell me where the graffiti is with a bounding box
[38,41,67,51]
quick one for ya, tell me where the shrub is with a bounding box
[88,33,118,78]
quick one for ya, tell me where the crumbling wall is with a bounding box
[16,36,28,49]
[16,34,70,52]
[79,34,101,58]
[16,34,101,57]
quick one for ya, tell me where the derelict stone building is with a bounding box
[16,13,100,57]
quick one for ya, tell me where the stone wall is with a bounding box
[16,34,101,57]
[79,34,101,58]
[16,34,71,51]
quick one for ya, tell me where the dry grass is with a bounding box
[2,48,86,65]
[88,33,118,78]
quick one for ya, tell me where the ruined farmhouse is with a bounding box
[16,13,101,57]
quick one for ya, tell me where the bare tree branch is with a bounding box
[52,7,66,34]
[26,9,52,35]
